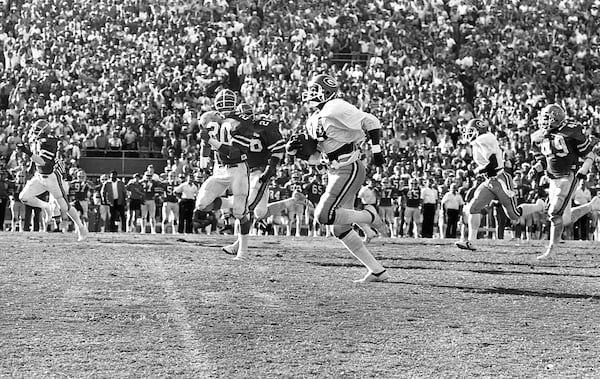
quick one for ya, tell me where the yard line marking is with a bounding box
[150,254,214,375]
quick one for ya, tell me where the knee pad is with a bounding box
[333,224,352,239]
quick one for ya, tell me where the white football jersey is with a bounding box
[471,132,504,172]
[306,98,368,154]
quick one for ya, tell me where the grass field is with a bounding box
[1,231,599,378]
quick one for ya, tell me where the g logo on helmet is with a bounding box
[321,75,338,89]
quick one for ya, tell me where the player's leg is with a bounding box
[147,200,157,234]
[493,174,544,221]
[47,174,87,240]
[538,175,577,260]
[171,202,179,234]
[320,162,388,283]
[456,182,494,250]
[229,165,251,259]
[19,176,52,214]
[161,202,169,234]
[315,162,388,236]
[140,202,149,233]
[566,196,600,227]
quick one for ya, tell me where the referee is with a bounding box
[174,174,199,234]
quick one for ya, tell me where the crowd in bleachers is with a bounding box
[1,0,600,240]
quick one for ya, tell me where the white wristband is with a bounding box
[371,144,382,154]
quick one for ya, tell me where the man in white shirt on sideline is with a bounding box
[441,183,464,239]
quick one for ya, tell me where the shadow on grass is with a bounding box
[394,280,600,300]
[308,261,600,279]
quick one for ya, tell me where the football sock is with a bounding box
[339,230,384,274]
[467,213,481,242]
[569,203,592,226]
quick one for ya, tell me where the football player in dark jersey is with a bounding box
[529,103,600,260]
[17,119,87,241]
[161,171,180,234]
[195,89,254,260]
[220,103,285,253]
[69,170,92,226]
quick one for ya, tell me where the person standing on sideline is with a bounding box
[420,178,438,238]
[572,172,593,240]
[126,173,144,232]
[175,174,198,234]
[441,183,464,238]
[101,170,127,232]
[287,73,391,283]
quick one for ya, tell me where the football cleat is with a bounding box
[455,240,477,251]
[364,205,390,238]
[353,270,390,283]
[536,245,557,261]
[222,241,239,255]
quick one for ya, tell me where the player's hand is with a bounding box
[285,135,304,155]
[199,129,211,142]
[16,143,32,157]
[259,166,275,183]
[372,152,385,166]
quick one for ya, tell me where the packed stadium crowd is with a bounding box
[1,0,600,244]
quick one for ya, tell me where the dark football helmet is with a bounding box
[301,74,338,107]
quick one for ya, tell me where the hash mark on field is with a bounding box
[150,254,213,375]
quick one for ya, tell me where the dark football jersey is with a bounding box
[213,112,254,165]
[163,181,179,202]
[379,185,401,207]
[284,180,304,194]
[69,180,91,202]
[269,184,286,202]
[404,186,421,208]
[303,180,325,206]
[247,116,285,169]
[35,137,59,174]
[141,179,160,201]
[540,122,593,178]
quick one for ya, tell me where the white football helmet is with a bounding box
[213,89,237,114]
[538,103,565,132]
[461,118,488,143]
[301,74,338,107]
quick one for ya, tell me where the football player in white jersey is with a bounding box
[287,73,391,283]
[455,119,544,251]
[17,119,87,241]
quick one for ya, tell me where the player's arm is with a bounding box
[360,112,385,166]
[16,142,45,165]
[572,129,596,179]
[261,128,286,182]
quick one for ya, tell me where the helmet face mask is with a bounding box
[302,74,338,107]
[29,119,51,142]
[538,104,565,132]
[214,89,237,114]
[461,118,487,143]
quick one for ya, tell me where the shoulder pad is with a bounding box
[319,98,358,118]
